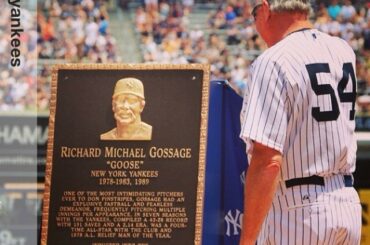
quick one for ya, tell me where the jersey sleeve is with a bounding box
[240,57,288,154]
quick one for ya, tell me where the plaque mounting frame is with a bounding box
[41,64,210,245]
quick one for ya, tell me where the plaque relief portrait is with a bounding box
[100,77,152,141]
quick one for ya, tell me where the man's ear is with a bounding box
[140,100,146,111]
[112,99,116,111]
[261,0,271,21]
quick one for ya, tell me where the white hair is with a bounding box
[268,0,312,15]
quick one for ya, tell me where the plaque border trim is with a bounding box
[41,63,210,245]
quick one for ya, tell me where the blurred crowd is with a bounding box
[0,0,121,112]
[36,0,120,112]
[37,0,119,63]
[0,2,37,112]
[0,0,369,116]
[137,0,369,111]
[136,0,258,94]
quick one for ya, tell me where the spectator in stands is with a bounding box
[99,15,109,35]
[226,26,241,45]
[340,0,357,22]
[84,17,99,53]
[40,16,55,42]
[225,5,237,27]
[145,0,158,12]
[182,0,194,12]
[328,0,341,20]
[209,7,226,29]
[159,1,170,21]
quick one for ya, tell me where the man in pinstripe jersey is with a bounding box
[239,0,361,244]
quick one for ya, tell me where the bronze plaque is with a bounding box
[41,64,209,245]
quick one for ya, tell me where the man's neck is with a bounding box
[266,13,313,47]
[116,121,141,137]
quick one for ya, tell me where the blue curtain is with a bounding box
[203,81,248,245]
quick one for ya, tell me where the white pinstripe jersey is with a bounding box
[240,29,357,181]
